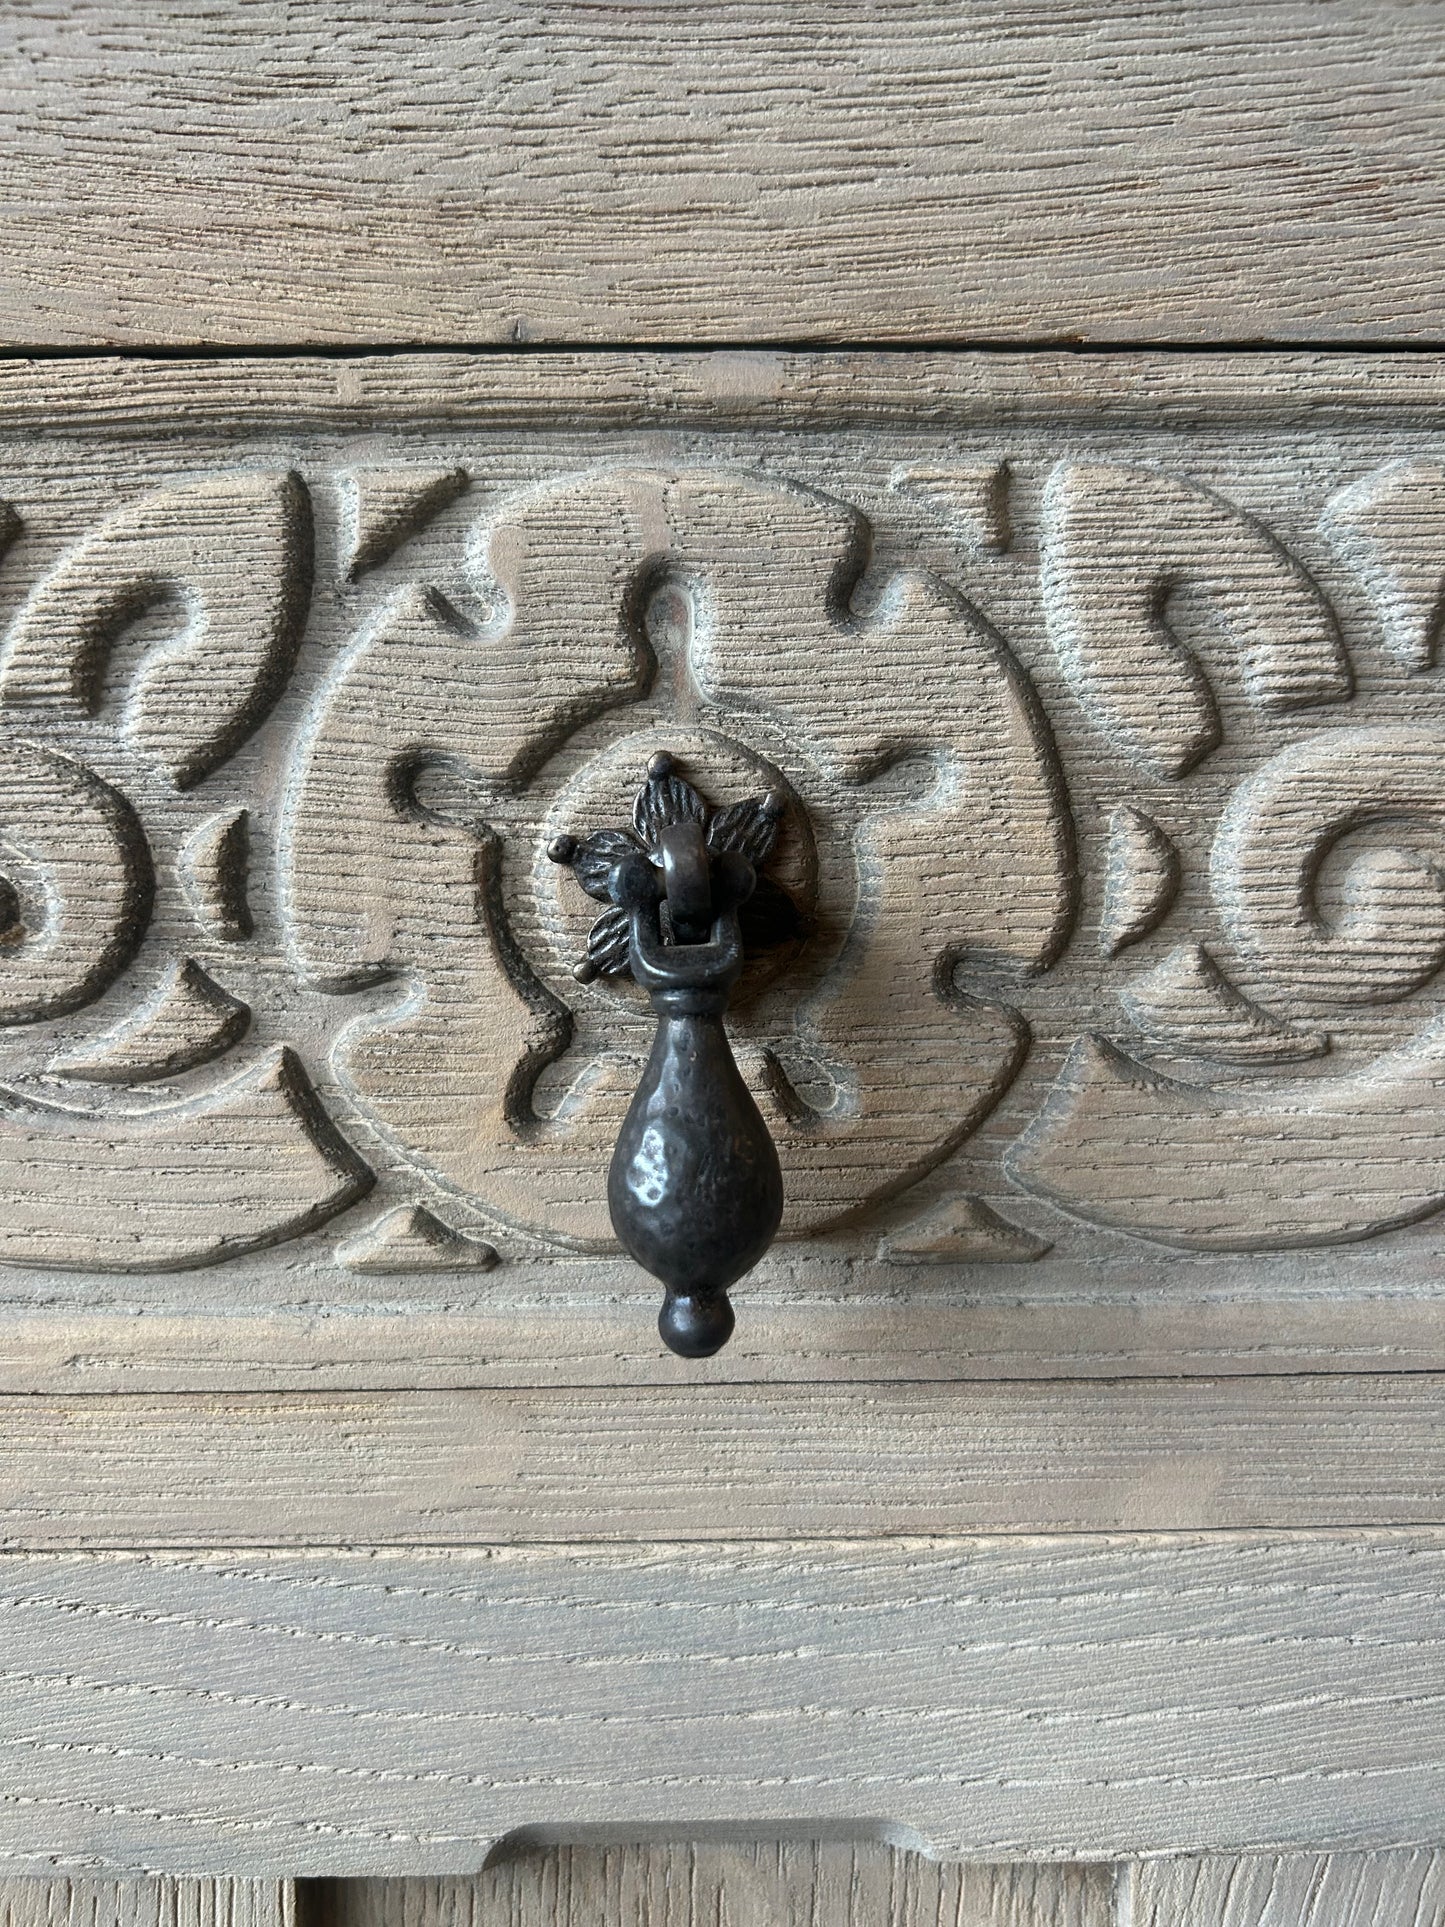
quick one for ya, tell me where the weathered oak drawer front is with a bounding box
[7,0,1444,1901]
[0,352,1444,1382]
[3,358,1445,1882]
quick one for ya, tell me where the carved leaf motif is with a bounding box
[708,796,782,867]
[50,957,252,1084]
[1008,1027,1445,1252]
[586,904,633,977]
[1041,462,1351,779]
[634,770,705,849]
[1098,805,1180,958]
[0,471,313,790]
[0,741,153,1025]
[180,807,253,943]
[1119,941,1327,1065]
[1211,724,1445,1004]
[572,828,644,903]
[0,1047,371,1269]
[335,1202,498,1273]
[340,466,469,581]
[1322,458,1445,672]
[879,1195,1050,1264]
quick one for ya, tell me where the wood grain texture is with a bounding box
[0,1535,1441,1873]
[2,4,1444,348]
[1130,1850,1445,1926]
[5,1377,1445,1546]
[0,1884,292,1927]
[320,1845,1115,1927]
[10,350,1445,436]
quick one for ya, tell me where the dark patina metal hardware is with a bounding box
[548,752,798,1358]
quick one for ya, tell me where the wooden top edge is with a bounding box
[3,349,1445,432]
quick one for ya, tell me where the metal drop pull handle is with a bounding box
[549,752,796,1357]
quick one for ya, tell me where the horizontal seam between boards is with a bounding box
[7,336,1445,362]
[6,1365,1445,1398]
[8,1526,1445,1557]
[5,1525,1445,1554]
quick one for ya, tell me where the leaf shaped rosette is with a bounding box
[549,753,802,984]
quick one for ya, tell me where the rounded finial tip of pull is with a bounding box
[658,1289,735,1359]
[647,750,676,781]
[547,833,578,865]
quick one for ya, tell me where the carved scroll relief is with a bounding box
[0,473,370,1268]
[0,440,1441,1282]
[1014,465,1445,1254]
[283,469,1072,1245]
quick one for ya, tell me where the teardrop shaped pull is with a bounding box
[548,752,795,1357]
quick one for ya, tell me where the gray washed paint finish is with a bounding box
[1,0,1443,1911]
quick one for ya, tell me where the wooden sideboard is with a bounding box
[0,7,1443,1923]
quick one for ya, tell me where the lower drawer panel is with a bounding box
[0,1533,1440,1873]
